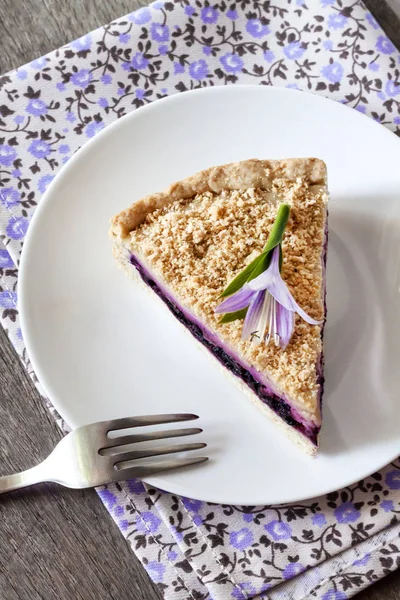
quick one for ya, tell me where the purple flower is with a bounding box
[0,290,17,308]
[17,69,27,80]
[376,35,395,55]
[203,46,212,56]
[150,23,169,42]
[70,69,93,88]
[328,13,348,29]
[12,169,21,178]
[85,121,105,138]
[66,112,76,122]
[119,33,131,43]
[101,73,112,84]
[322,590,348,600]
[114,505,124,517]
[0,249,14,269]
[98,488,117,509]
[174,62,185,74]
[284,41,306,60]
[182,497,203,512]
[312,513,327,528]
[26,99,47,116]
[167,550,178,561]
[246,19,270,39]
[129,7,151,24]
[226,9,238,20]
[159,45,169,55]
[385,469,400,490]
[220,53,244,73]
[56,82,66,92]
[355,105,366,114]
[28,139,51,159]
[119,519,129,531]
[30,57,47,70]
[201,6,218,24]
[334,502,360,524]
[127,479,145,494]
[132,52,149,70]
[189,59,209,80]
[231,583,257,599]
[1,187,20,208]
[323,39,333,50]
[216,245,320,349]
[136,511,161,533]
[369,62,379,72]
[193,514,203,526]
[71,34,92,51]
[38,174,55,193]
[161,87,168,94]
[14,115,24,125]
[320,0,335,5]
[321,61,344,83]
[136,89,145,100]
[98,97,108,108]
[366,12,379,29]
[0,145,17,167]
[263,50,275,63]
[229,528,253,550]
[58,144,70,154]
[6,216,29,240]
[117,87,125,96]
[264,520,292,540]
[184,5,195,16]
[243,513,253,523]
[353,553,371,567]
[385,79,400,97]
[146,561,165,583]
[283,562,304,580]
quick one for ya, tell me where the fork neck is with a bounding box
[0,462,48,495]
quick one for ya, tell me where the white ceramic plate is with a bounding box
[19,86,400,505]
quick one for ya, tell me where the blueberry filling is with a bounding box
[130,254,322,446]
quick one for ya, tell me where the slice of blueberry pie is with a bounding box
[110,159,328,455]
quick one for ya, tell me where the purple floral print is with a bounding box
[1,3,400,600]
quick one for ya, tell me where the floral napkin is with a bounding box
[1,1,400,598]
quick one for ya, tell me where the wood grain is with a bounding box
[0,0,399,598]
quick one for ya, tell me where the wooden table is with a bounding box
[0,1,399,598]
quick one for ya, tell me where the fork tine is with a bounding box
[113,442,207,469]
[105,414,199,432]
[99,428,203,455]
[111,456,208,481]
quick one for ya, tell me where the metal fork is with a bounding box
[0,414,207,494]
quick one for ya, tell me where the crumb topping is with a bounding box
[126,175,327,416]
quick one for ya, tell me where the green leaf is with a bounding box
[261,203,290,255]
[219,203,290,298]
[219,308,248,323]
[220,254,265,298]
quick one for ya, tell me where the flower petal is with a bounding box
[242,290,264,340]
[215,284,254,314]
[250,245,321,325]
[268,278,321,325]
[276,302,295,348]
[247,245,280,291]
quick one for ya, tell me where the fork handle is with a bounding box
[0,463,47,494]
